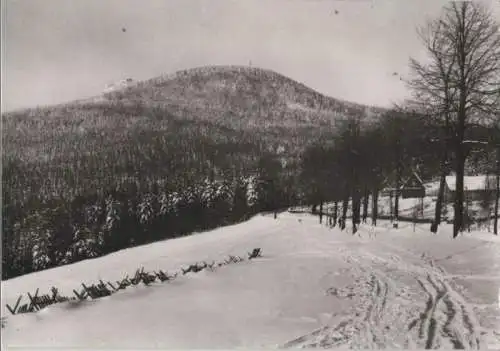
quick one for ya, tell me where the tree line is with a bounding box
[299,2,500,237]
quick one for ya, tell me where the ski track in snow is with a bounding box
[281,222,490,349]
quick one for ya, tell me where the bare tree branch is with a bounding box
[407,1,500,237]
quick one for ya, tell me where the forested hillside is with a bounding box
[2,65,495,280]
[2,66,385,279]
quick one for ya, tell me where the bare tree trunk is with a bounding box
[333,201,338,227]
[394,189,400,225]
[431,170,447,233]
[494,149,499,235]
[371,189,378,226]
[494,175,499,235]
[319,200,323,224]
[453,2,470,238]
[453,147,466,238]
[394,166,401,226]
[352,192,360,234]
[341,196,348,230]
[362,187,369,223]
[389,190,393,221]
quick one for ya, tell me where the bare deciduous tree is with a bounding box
[408,1,500,238]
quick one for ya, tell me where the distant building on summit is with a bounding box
[104,78,135,93]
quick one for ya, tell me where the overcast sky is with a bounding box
[2,0,499,113]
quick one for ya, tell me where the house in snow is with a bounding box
[380,170,426,199]
[401,171,426,199]
[444,175,496,202]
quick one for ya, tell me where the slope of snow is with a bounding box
[446,175,496,192]
[2,213,499,349]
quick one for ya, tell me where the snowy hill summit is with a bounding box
[97,65,385,127]
[4,65,385,129]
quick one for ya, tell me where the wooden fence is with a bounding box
[5,248,262,317]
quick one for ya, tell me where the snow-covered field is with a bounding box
[2,212,500,349]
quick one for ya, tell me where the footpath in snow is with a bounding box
[2,213,500,349]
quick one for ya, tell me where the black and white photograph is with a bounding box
[1,0,500,349]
